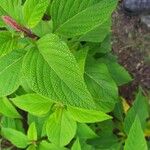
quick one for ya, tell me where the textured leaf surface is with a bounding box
[0,32,17,56]
[23,34,96,109]
[1,127,28,148]
[124,91,149,134]
[51,0,117,37]
[0,0,22,22]
[0,97,21,118]
[23,0,49,28]
[68,106,111,123]
[46,109,77,146]
[98,57,132,86]
[0,8,5,27]
[32,20,53,37]
[124,116,148,150]
[79,19,111,43]
[12,94,53,116]
[74,47,89,74]
[85,62,118,112]
[0,50,25,97]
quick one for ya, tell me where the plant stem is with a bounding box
[2,16,39,40]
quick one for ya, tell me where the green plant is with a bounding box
[0,0,149,149]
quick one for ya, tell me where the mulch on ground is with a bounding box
[112,5,150,101]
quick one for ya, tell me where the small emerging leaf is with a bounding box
[27,122,37,142]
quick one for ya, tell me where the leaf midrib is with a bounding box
[55,0,116,36]
[37,45,93,107]
[54,1,100,33]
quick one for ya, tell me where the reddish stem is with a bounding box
[2,16,39,40]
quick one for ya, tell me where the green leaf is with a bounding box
[23,34,96,109]
[113,98,124,122]
[87,35,112,57]
[97,120,114,134]
[85,62,118,112]
[87,132,118,149]
[27,122,37,142]
[68,106,111,123]
[98,57,132,86]
[38,141,68,150]
[79,141,94,150]
[147,141,150,150]
[28,114,48,138]
[1,127,28,148]
[77,123,97,139]
[0,0,22,22]
[23,0,50,28]
[32,20,53,37]
[107,62,132,86]
[79,19,111,43]
[27,145,36,150]
[124,91,149,134]
[71,138,81,150]
[0,32,18,56]
[124,116,148,150]
[51,0,117,37]
[98,34,112,54]
[74,47,89,74]
[12,94,53,116]
[0,8,5,27]
[0,49,25,97]
[0,97,21,118]
[1,117,24,133]
[46,109,77,146]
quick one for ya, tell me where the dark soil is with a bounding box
[112,4,150,101]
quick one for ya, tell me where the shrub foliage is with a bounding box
[0,0,149,149]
